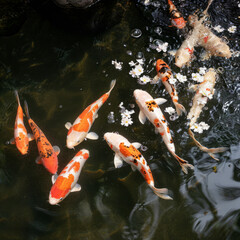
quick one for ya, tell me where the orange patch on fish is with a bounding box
[154,119,160,128]
[185,47,194,54]
[69,162,81,173]
[51,174,74,199]
[101,93,109,104]
[119,143,141,160]
[146,100,158,112]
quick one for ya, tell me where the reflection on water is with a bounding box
[0,0,240,239]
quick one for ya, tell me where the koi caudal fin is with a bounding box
[170,150,194,174]
[24,100,31,120]
[151,186,173,200]
[188,128,228,161]
[107,79,116,94]
[174,102,187,116]
[14,90,20,106]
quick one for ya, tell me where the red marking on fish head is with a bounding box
[185,48,194,54]
[204,36,209,43]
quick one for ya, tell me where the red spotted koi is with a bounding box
[24,101,60,174]
[168,0,187,29]
[187,68,228,160]
[65,79,116,149]
[153,59,186,116]
[10,91,34,155]
[104,132,172,200]
[134,89,194,174]
[49,149,89,205]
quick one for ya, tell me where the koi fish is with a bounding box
[152,59,186,116]
[10,90,34,155]
[188,14,231,59]
[24,101,60,174]
[168,0,187,29]
[65,79,116,149]
[187,68,228,160]
[175,0,216,68]
[49,149,89,205]
[104,132,172,200]
[134,89,194,174]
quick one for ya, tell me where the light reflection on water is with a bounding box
[0,0,240,239]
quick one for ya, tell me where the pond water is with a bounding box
[0,0,240,239]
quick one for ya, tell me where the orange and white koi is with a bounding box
[168,0,187,29]
[134,89,194,174]
[24,101,60,174]
[65,80,116,149]
[152,59,186,116]
[104,132,172,200]
[49,149,89,205]
[187,68,228,160]
[10,90,34,155]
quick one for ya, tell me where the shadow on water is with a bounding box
[0,0,240,239]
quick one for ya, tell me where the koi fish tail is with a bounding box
[24,100,31,120]
[107,79,116,94]
[188,128,228,161]
[203,0,214,15]
[151,186,173,200]
[14,90,20,105]
[174,102,187,116]
[170,150,194,174]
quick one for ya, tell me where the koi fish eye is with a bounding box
[60,197,63,200]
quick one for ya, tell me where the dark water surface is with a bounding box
[0,1,240,239]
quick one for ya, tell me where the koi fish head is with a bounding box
[175,48,192,68]
[16,134,29,155]
[66,130,86,149]
[211,44,232,58]
[133,89,151,106]
[104,132,126,152]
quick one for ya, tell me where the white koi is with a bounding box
[134,89,194,174]
[104,132,172,200]
[187,68,228,160]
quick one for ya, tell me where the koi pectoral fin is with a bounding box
[53,146,60,155]
[151,186,173,200]
[174,102,187,116]
[71,183,81,192]
[114,154,123,168]
[27,133,34,141]
[65,122,72,130]
[52,174,58,184]
[9,138,15,145]
[86,132,99,140]
[154,98,167,105]
[132,142,142,149]
[131,165,137,172]
[138,111,147,124]
[35,156,42,164]
[151,75,160,84]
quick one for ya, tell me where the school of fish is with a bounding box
[9,0,232,204]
